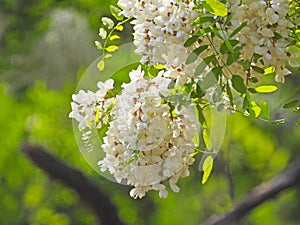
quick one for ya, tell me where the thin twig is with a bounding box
[21,144,126,225]
[201,159,300,225]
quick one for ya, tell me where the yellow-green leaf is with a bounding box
[115,25,123,31]
[109,35,120,41]
[205,0,228,17]
[192,131,200,146]
[264,66,275,75]
[94,110,100,123]
[255,85,278,93]
[202,156,214,184]
[105,45,119,52]
[104,54,112,59]
[250,101,261,118]
[203,129,212,150]
[97,60,105,71]
[154,64,166,70]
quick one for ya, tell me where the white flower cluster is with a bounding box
[69,79,114,130]
[98,66,197,198]
[118,0,198,82]
[228,0,299,82]
[118,0,299,84]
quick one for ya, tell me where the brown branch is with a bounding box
[201,159,300,225]
[21,144,126,225]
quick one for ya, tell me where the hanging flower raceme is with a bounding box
[98,66,197,198]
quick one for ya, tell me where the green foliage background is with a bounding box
[0,0,300,224]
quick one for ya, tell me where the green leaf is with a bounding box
[101,17,114,29]
[248,77,258,83]
[204,0,228,17]
[209,26,224,40]
[196,105,207,128]
[251,65,265,74]
[195,61,207,76]
[232,75,246,93]
[97,60,105,71]
[196,82,206,98]
[203,129,212,150]
[260,101,270,119]
[227,51,240,65]
[224,13,234,26]
[248,88,257,93]
[224,39,234,52]
[255,85,278,93]
[202,155,214,184]
[193,16,214,26]
[204,55,217,66]
[226,82,234,105]
[105,45,119,52]
[186,45,208,64]
[229,21,247,38]
[294,107,300,114]
[110,5,124,21]
[184,35,199,47]
[211,66,222,79]
[283,100,299,109]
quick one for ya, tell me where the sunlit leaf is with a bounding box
[202,155,214,184]
[109,35,120,41]
[97,60,105,71]
[154,64,166,69]
[249,101,261,118]
[204,0,228,17]
[260,101,270,119]
[105,45,119,52]
[255,85,278,93]
[104,54,112,59]
[94,110,100,123]
[264,66,275,75]
[192,131,200,146]
[203,129,212,150]
[115,25,123,31]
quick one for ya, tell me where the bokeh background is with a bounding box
[1,0,300,224]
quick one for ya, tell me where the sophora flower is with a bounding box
[98,66,198,198]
